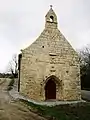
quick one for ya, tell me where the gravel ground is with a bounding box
[0,78,46,120]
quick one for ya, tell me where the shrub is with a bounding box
[7,78,14,91]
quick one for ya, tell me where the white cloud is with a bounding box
[0,0,90,72]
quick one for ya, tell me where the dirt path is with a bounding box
[0,78,46,120]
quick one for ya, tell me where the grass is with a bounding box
[7,78,14,91]
[20,99,90,120]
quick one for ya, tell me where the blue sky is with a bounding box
[0,0,90,72]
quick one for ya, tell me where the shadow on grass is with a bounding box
[20,99,90,120]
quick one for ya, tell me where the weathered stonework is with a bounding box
[19,7,81,101]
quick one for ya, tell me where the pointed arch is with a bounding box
[44,75,61,100]
[44,75,60,87]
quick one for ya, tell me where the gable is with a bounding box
[23,28,79,61]
[21,7,79,65]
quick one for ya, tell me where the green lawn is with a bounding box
[20,99,90,120]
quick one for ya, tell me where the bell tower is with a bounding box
[45,5,58,29]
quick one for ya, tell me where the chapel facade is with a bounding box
[18,7,81,101]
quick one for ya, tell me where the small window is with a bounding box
[50,16,54,22]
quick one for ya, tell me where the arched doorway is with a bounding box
[45,78,56,100]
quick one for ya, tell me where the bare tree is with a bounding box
[78,45,90,90]
[79,47,90,65]
[8,54,18,78]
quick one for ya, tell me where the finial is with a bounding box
[50,5,53,9]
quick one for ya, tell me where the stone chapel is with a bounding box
[18,6,81,101]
